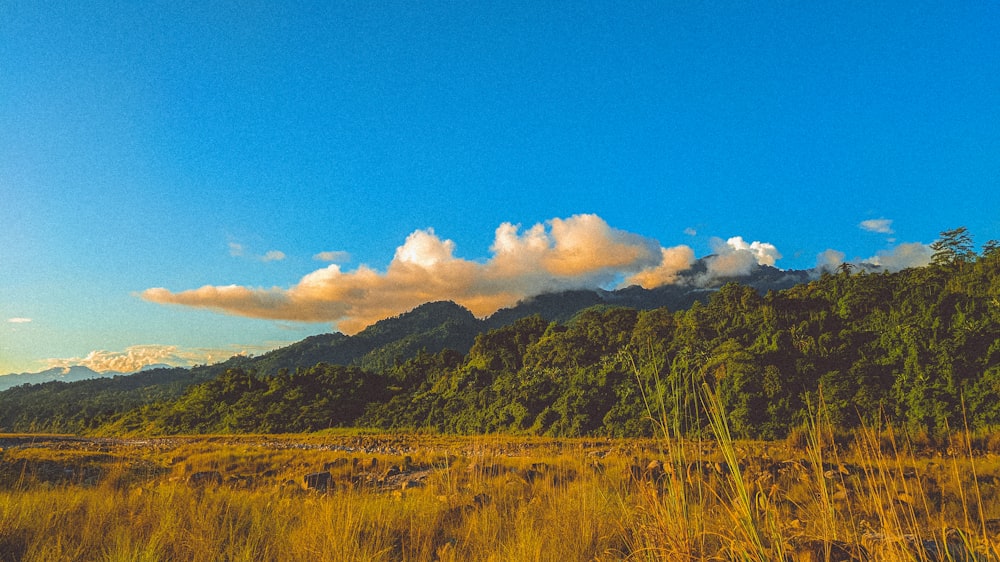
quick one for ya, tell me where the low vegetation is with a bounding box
[3,421,1000,561]
[23,228,983,440]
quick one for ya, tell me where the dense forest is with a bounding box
[4,228,999,439]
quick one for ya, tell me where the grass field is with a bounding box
[2,427,1000,561]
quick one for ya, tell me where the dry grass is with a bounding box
[2,429,1000,561]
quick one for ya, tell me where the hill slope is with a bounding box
[0,261,819,433]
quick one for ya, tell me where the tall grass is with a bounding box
[702,382,778,561]
[621,349,711,560]
[2,419,999,561]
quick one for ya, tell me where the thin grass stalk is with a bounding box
[960,396,988,543]
[854,415,929,559]
[670,353,708,558]
[624,348,703,559]
[803,391,837,543]
[701,382,769,562]
[853,418,898,554]
[943,417,975,547]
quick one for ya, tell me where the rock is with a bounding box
[323,458,348,471]
[188,471,223,486]
[645,459,666,482]
[303,471,333,491]
[862,530,984,562]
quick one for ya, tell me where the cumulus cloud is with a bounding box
[46,345,204,372]
[704,236,782,278]
[816,249,846,273]
[228,242,246,257]
[44,343,284,373]
[864,242,933,271]
[7,317,31,324]
[142,214,673,333]
[261,250,286,262]
[860,218,894,234]
[313,250,351,263]
[624,245,696,288]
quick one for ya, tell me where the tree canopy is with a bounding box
[3,228,999,440]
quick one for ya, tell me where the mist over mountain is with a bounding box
[1,259,814,386]
[4,239,999,438]
[197,260,814,377]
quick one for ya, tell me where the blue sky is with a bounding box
[2,2,998,374]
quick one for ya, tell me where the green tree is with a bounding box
[931,226,975,268]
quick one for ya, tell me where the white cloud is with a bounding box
[261,250,286,262]
[864,242,933,271]
[313,250,351,263]
[230,239,286,262]
[44,343,286,373]
[7,317,32,324]
[703,236,782,278]
[684,227,697,236]
[142,214,669,333]
[815,249,846,272]
[860,218,894,234]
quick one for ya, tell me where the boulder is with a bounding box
[304,471,333,491]
[188,471,223,487]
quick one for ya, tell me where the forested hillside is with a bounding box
[89,229,1000,438]
[4,228,998,438]
[0,258,804,433]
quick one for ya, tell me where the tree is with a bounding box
[931,227,975,267]
[982,239,1000,259]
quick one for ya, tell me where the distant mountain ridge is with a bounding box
[0,365,121,392]
[222,261,815,377]
[241,300,483,376]
[0,261,822,432]
[2,260,815,388]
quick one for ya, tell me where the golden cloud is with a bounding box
[624,246,696,288]
[141,214,675,333]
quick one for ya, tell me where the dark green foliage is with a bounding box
[932,226,976,267]
[249,301,482,376]
[483,290,606,330]
[109,364,388,434]
[5,227,1000,438]
[0,367,213,433]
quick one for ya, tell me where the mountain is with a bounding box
[2,262,815,386]
[243,300,484,376]
[241,262,815,375]
[137,363,174,372]
[484,262,814,329]
[0,262,820,432]
[0,365,122,392]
